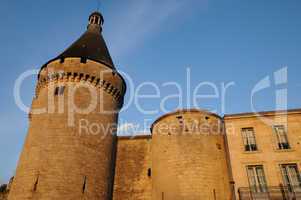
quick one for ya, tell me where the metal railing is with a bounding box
[238,185,301,200]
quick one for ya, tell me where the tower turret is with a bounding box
[88,11,104,30]
[151,109,231,199]
[9,11,126,200]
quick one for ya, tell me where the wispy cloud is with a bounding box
[105,0,208,59]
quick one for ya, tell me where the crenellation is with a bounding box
[99,80,105,87]
[92,78,99,86]
[34,70,124,104]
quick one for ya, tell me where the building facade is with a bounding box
[2,11,301,200]
[225,109,301,199]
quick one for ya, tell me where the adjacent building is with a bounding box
[225,109,301,199]
[114,109,301,200]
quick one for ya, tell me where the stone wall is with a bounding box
[0,192,8,200]
[113,136,152,200]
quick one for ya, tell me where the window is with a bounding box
[176,116,183,123]
[246,165,268,193]
[242,128,258,152]
[95,16,100,24]
[273,125,290,150]
[54,86,65,96]
[80,57,87,63]
[281,164,301,192]
[90,16,96,24]
[90,16,100,25]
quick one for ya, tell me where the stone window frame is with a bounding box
[272,125,291,150]
[241,127,258,152]
[246,164,268,193]
[279,163,301,192]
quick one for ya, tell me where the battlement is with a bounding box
[35,58,126,107]
[151,108,224,136]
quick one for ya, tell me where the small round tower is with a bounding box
[151,109,231,200]
[8,12,126,200]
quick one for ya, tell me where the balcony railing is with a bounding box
[238,185,301,200]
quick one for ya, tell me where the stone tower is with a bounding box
[8,12,126,200]
[151,109,231,200]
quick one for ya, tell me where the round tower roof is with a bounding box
[89,11,104,25]
[40,11,115,72]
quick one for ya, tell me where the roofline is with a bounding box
[150,109,222,134]
[150,108,301,133]
[224,108,301,119]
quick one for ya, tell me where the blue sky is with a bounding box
[0,0,301,183]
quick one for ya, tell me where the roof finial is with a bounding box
[88,11,104,32]
[97,0,101,11]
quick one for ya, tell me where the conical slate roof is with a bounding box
[41,11,115,70]
[57,21,115,69]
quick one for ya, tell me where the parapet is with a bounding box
[151,109,224,136]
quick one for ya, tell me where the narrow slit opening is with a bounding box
[33,174,39,192]
[82,176,87,194]
[148,168,152,177]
